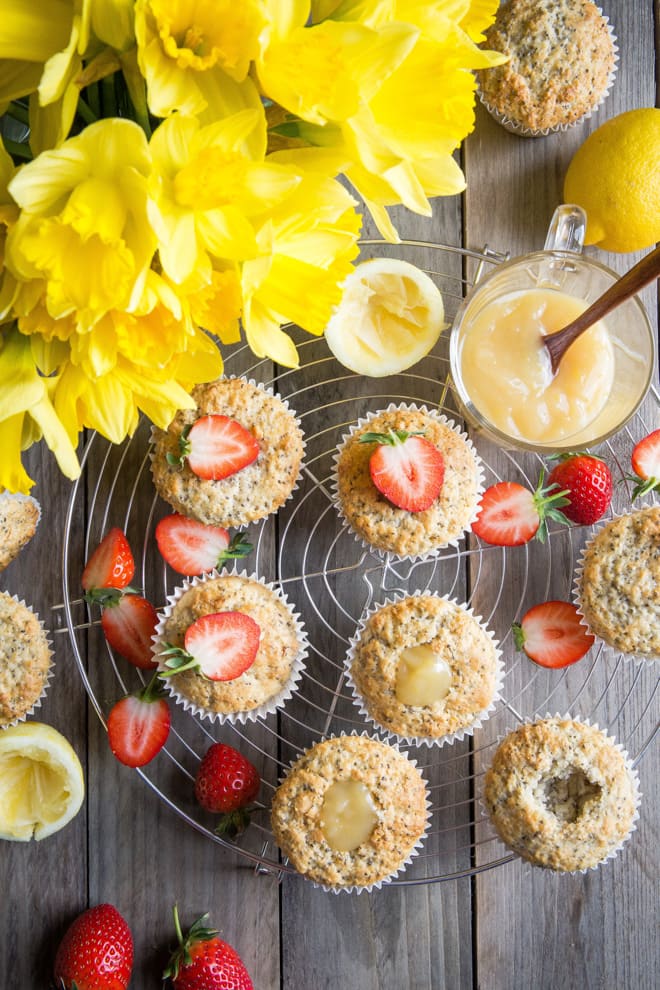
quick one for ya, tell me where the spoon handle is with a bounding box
[544,244,660,374]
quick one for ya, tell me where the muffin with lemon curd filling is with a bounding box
[0,592,53,726]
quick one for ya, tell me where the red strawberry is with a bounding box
[163,907,253,990]
[629,429,660,499]
[360,429,444,511]
[100,592,159,670]
[160,611,260,682]
[53,903,133,990]
[156,514,252,576]
[513,601,595,669]
[471,472,571,546]
[547,453,613,525]
[194,742,260,837]
[168,415,259,481]
[82,528,135,592]
[106,675,171,768]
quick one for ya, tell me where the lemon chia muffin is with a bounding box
[151,377,304,527]
[477,0,617,135]
[575,506,660,659]
[155,571,306,723]
[0,493,41,571]
[334,404,483,558]
[0,592,53,726]
[347,594,502,745]
[271,734,429,890]
[484,717,640,872]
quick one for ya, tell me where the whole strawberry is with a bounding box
[163,906,253,990]
[194,742,260,838]
[53,903,133,990]
[547,453,612,525]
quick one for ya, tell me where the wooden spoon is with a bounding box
[543,243,660,375]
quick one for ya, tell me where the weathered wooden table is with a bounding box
[3,3,658,987]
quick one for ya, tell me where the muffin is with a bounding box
[346,594,502,745]
[151,377,304,527]
[575,506,660,659]
[333,404,483,558]
[0,493,41,571]
[155,571,306,723]
[271,734,429,890]
[484,716,640,872]
[477,0,617,135]
[0,592,53,726]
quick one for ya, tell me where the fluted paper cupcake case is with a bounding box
[479,713,641,876]
[0,594,54,728]
[272,730,432,894]
[478,12,618,138]
[344,591,504,748]
[331,403,485,564]
[152,569,308,725]
[573,507,660,664]
[149,375,307,528]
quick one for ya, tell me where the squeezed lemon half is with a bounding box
[324,257,445,376]
[0,722,84,841]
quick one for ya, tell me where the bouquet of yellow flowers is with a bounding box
[0,0,503,493]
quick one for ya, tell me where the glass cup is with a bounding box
[449,205,656,452]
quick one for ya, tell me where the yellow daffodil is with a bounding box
[135,0,266,125]
[6,118,155,330]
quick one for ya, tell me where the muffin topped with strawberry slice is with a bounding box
[333,404,483,558]
[151,377,305,528]
[154,572,307,722]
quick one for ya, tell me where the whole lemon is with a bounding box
[563,108,660,253]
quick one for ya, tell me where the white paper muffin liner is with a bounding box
[0,593,54,728]
[272,730,432,894]
[573,508,660,663]
[345,591,504,748]
[479,713,641,875]
[153,569,308,725]
[331,403,485,564]
[149,375,306,528]
[0,492,42,569]
[477,12,618,138]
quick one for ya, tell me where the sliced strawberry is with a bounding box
[547,453,612,525]
[513,601,595,669]
[168,415,259,481]
[101,592,159,670]
[107,675,171,767]
[82,527,135,592]
[630,429,660,499]
[160,611,260,682]
[360,429,444,512]
[472,472,571,546]
[155,514,252,576]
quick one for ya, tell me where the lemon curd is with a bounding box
[458,288,615,444]
[395,644,452,707]
[320,779,378,852]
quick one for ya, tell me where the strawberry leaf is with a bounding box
[215,807,251,840]
[359,429,425,446]
[219,532,253,561]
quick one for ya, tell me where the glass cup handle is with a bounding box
[543,204,587,253]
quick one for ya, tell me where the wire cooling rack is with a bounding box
[60,240,659,885]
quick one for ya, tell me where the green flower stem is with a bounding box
[76,97,98,125]
[8,101,29,125]
[2,137,32,160]
[87,81,100,118]
[101,75,117,117]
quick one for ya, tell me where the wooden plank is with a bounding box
[466,2,659,988]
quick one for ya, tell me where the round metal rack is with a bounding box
[60,240,659,885]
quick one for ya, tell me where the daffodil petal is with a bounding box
[28,79,79,154]
[0,61,43,105]
[243,298,300,367]
[0,413,34,493]
[0,328,45,419]
[0,0,71,62]
[29,390,80,480]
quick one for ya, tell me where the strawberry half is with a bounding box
[163,906,253,990]
[513,601,595,669]
[99,591,159,670]
[629,428,660,499]
[360,429,444,512]
[194,742,260,838]
[168,415,259,481]
[160,611,260,681]
[471,471,571,546]
[53,903,133,990]
[106,674,171,768]
[547,453,612,525]
[81,527,135,592]
[155,514,252,576]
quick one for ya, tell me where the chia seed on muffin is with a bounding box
[0,592,53,726]
[151,377,304,527]
[477,0,617,135]
[0,493,41,572]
